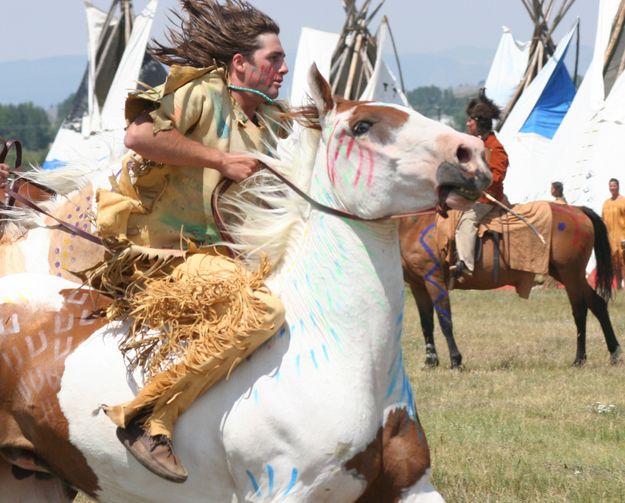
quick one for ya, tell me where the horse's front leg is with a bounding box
[422,280,462,369]
[407,279,438,368]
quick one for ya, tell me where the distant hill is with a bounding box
[398,44,592,89]
[1,45,593,107]
[0,56,86,107]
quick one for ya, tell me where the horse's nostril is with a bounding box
[456,145,471,164]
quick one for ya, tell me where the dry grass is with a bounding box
[403,287,625,502]
[75,287,625,502]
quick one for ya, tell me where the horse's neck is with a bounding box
[271,209,404,368]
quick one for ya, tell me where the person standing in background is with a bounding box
[602,178,625,289]
[551,181,567,204]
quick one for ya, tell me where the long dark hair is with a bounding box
[150,0,280,68]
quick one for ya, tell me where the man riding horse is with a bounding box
[87,0,290,483]
[451,91,509,280]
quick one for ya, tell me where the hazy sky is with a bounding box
[1,0,599,65]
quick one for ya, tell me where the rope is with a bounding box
[227,84,276,105]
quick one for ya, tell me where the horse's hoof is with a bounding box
[572,358,586,367]
[450,363,464,371]
[610,346,622,365]
[423,356,439,368]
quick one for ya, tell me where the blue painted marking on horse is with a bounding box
[266,464,274,496]
[246,469,261,497]
[384,350,402,399]
[282,468,299,497]
[558,222,566,231]
[419,222,451,326]
[310,349,318,369]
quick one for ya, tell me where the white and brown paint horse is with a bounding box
[0,66,491,502]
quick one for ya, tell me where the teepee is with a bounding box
[545,0,625,212]
[497,0,578,128]
[290,0,408,107]
[491,1,581,204]
[43,0,166,169]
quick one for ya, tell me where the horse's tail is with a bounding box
[579,206,613,300]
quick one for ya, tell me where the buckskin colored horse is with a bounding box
[0,67,491,502]
[399,203,622,369]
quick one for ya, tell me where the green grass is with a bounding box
[403,288,625,502]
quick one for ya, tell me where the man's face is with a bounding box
[466,117,478,136]
[609,181,619,197]
[241,33,288,99]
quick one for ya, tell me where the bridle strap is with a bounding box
[1,139,23,207]
[259,162,436,221]
[0,138,22,166]
[209,161,437,245]
[1,139,58,206]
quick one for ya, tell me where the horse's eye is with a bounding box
[352,121,373,136]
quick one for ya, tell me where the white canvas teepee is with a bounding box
[497,0,578,128]
[43,0,165,169]
[289,1,407,108]
[546,0,625,213]
[484,27,530,109]
[501,24,578,204]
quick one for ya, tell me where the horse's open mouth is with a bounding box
[437,185,481,216]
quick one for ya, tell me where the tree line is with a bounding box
[406,86,471,131]
[0,85,471,166]
[0,94,74,165]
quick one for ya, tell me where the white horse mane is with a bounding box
[219,121,321,268]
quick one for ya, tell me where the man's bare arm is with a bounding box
[124,112,260,182]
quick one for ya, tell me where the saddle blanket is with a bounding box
[438,201,552,274]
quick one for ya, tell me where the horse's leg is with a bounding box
[552,269,589,366]
[421,278,461,369]
[408,279,438,368]
[584,284,622,364]
[0,459,74,503]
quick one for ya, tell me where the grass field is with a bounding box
[76,287,624,502]
[403,287,625,502]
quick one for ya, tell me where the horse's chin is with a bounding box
[436,186,480,216]
[446,193,478,210]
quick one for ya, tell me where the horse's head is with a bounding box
[308,65,491,218]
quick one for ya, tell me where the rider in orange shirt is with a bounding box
[451,90,509,278]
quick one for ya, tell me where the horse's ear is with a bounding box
[308,63,334,114]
